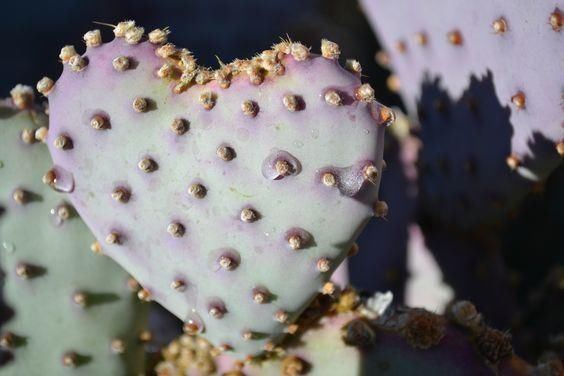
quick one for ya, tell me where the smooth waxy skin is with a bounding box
[0,106,148,375]
[47,34,390,356]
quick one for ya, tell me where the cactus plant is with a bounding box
[361,0,563,228]
[43,22,394,356]
[0,89,149,374]
[0,2,558,374]
[157,290,540,376]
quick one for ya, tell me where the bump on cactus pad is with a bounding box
[0,94,148,374]
[44,22,393,356]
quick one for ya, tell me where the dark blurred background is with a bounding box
[0,0,400,108]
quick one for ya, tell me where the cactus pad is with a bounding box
[0,95,148,374]
[45,23,393,356]
[362,0,563,228]
[362,0,563,179]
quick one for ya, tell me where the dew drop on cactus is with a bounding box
[47,165,75,193]
[184,310,205,335]
[261,149,301,180]
[2,241,16,253]
[49,202,71,227]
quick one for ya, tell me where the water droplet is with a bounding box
[51,165,75,193]
[49,203,71,227]
[363,128,370,135]
[183,310,205,334]
[261,149,301,180]
[50,209,63,227]
[0,160,4,168]
[1,241,15,253]
[311,129,319,139]
[320,162,368,197]
[293,140,304,148]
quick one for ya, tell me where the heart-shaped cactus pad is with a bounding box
[44,22,393,357]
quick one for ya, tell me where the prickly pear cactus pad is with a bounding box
[0,94,148,374]
[44,22,393,356]
[362,0,563,182]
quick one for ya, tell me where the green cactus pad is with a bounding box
[0,99,149,375]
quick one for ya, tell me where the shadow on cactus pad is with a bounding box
[417,72,539,229]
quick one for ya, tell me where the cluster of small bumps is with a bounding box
[156,292,527,376]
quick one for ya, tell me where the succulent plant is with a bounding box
[0,1,559,374]
[43,22,394,356]
[157,290,543,376]
[361,0,563,228]
[0,89,149,374]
